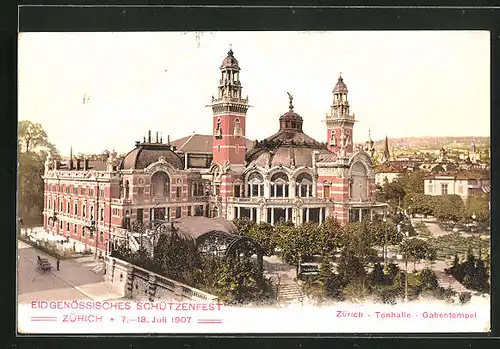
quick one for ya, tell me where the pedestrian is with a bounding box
[56,259,60,271]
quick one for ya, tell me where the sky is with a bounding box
[18,31,490,156]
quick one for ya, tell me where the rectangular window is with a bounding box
[323,186,330,198]
[90,206,94,220]
[74,224,77,234]
[187,206,192,216]
[60,221,63,229]
[234,185,241,198]
[66,222,70,231]
[100,189,105,198]
[441,183,448,195]
[252,184,259,197]
[83,205,86,217]
[137,209,143,223]
[75,203,78,216]
[175,206,181,218]
[89,189,94,197]
[176,186,181,198]
[138,187,144,196]
[100,208,104,221]
[100,231,104,243]
[48,199,51,209]
[67,202,70,213]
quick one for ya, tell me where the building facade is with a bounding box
[424,170,490,201]
[42,48,385,253]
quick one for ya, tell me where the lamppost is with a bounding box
[86,219,97,258]
[472,213,480,259]
[382,217,388,264]
[404,230,410,303]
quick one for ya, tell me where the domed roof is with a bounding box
[248,146,335,168]
[220,49,240,70]
[333,74,348,93]
[120,142,183,170]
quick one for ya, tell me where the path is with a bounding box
[18,240,122,303]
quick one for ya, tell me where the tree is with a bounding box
[397,171,425,194]
[153,232,200,283]
[274,222,320,275]
[18,121,59,226]
[432,195,464,222]
[212,258,275,305]
[403,193,434,217]
[400,238,436,271]
[317,218,344,257]
[463,193,490,224]
[18,120,55,154]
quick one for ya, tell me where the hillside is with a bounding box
[368,136,490,150]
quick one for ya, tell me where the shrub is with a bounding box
[374,285,403,304]
[459,292,472,305]
[417,268,439,291]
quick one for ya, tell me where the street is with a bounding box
[18,240,122,303]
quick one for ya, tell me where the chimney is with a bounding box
[160,132,163,143]
[167,135,170,145]
[156,131,159,143]
[67,159,74,170]
[148,130,152,143]
[84,158,89,170]
[76,158,81,170]
[54,160,59,170]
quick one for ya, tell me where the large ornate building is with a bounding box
[42,49,385,254]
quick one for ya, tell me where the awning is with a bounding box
[482,186,491,193]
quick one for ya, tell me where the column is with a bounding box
[184,153,188,170]
[285,207,289,221]
[306,208,310,223]
[250,207,253,221]
[370,209,373,220]
[319,207,324,224]
[270,208,275,225]
[359,208,362,222]
[290,181,296,197]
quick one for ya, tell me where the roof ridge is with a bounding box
[179,133,197,151]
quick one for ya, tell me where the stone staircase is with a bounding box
[78,256,106,275]
[278,282,304,304]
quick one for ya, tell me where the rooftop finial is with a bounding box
[228,44,233,55]
[287,91,294,110]
[339,72,343,80]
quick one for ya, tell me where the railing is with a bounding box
[228,197,331,204]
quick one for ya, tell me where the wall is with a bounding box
[105,256,219,303]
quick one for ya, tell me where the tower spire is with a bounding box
[382,135,390,163]
[325,73,355,153]
[70,146,73,161]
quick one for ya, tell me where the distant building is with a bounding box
[375,163,405,186]
[423,170,490,201]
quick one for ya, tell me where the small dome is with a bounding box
[120,143,183,170]
[220,49,240,70]
[333,74,348,93]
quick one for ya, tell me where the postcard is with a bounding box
[17,31,491,334]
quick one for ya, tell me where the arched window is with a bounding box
[215,118,222,138]
[350,161,368,200]
[296,172,314,197]
[137,178,145,197]
[330,130,336,146]
[234,119,242,137]
[212,206,219,218]
[151,171,171,198]
[270,172,289,198]
[247,172,264,197]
